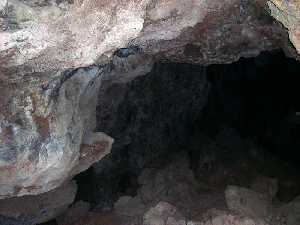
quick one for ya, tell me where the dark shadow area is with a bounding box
[201,50,300,163]
[74,50,300,212]
[38,220,57,225]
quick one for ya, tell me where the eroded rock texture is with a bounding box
[0,65,113,199]
[0,0,299,201]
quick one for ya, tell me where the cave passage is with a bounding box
[200,50,300,163]
[75,50,300,216]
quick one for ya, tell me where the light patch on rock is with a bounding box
[142,0,209,41]
[0,0,6,11]
[268,0,300,54]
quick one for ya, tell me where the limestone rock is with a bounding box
[0,181,77,225]
[225,185,273,220]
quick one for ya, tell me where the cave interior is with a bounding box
[68,50,300,224]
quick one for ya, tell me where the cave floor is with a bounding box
[66,128,300,225]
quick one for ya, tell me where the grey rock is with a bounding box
[0,215,32,225]
[251,176,278,201]
[0,66,113,199]
[287,196,300,225]
[56,200,90,225]
[143,202,186,225]
[192,209,269,225]
[267,0,300,54]
[278,195,300,225]
[0,181,77,225]
[225,185,273,220]
[114,196,146,218]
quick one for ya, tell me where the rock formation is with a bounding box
[0,0,300,223]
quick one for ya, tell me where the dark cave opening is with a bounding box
[201,51,300,163]
[75,50,300,216]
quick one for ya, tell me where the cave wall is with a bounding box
[97,63,209,172]
[71,51,300,213]
[202,51,300,162]
[75,51,300,212]
[0,1,300,223]
[0,0,300,211]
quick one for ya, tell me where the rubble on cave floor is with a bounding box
[60,127,300,225]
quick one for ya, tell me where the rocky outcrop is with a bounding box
[0,0,288,73]
[0,0,299,201]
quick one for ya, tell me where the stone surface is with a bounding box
[0,0,299,200]
[190,209,270,225]
[57,146,299,225]
[137,155,202,213]
[56,200,90,225]
[0,181,77,225]
[225,185,273,220]
[108,153,227,225]
[286,196,300,225]
[0,65,113,199]
[114,196,146,218]
[251,176,278,201]
[276,195,300,225]
[0,0,287,73]
[268,0,300,54]
[143,202,186,225]
[96,62,210,174]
